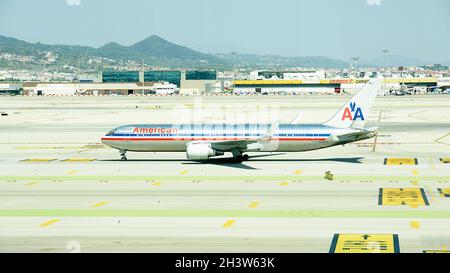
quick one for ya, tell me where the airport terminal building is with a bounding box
[100,70,220,95]
[19,70,221,96]
[8,68,443,96]
[22,82,156,96]
[233,78,439,95]
[0,82,22,95]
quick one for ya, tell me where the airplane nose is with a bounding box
[101,136,109,145]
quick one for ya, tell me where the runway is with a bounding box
[0,95,449,253]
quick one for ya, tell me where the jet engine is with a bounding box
[186,143,223,160]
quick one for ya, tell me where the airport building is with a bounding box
[256,70,326,80]
[13,66,443,97]
[185,70,217,80]
[18,77,441,96]
[152,82,178,95]
[144,71,181,87]
[234,80,340,94]
[437,78,450,90]
[233,77,439,95]
[101,70,181,87]
[180,70,220,95]
[101,71,140,83]
[101,70,220,95]
[0,82,22,95]
[102,70,217,86]
[179,79,221,95]
[23,82,157,96]
[99,70,220,95]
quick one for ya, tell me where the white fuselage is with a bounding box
[101,123,362,153]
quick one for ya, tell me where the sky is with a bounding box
[0,0,449,62]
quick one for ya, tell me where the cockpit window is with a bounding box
[106,130,115,136]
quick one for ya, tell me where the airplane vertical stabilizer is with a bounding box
[323,79,380,129]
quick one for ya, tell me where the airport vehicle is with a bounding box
[101,80,380,162]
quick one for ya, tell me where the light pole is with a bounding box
[231,52,238,93]
[350,56,360,78]
[381,49,389,75]
[381,49,389,94]
[141,59,145,95]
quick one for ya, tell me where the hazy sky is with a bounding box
[0,0,449,62]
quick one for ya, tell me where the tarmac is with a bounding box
[0,94,449,253]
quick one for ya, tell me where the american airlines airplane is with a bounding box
[101,79,380,163]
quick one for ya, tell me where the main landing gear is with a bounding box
[120,150,127,161]
[231,149,249,163]
[234,154,250,163]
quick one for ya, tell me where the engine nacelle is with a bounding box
[186,143,223,160]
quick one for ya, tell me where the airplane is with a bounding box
[101,79,380,163]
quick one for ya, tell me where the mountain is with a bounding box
[130,35,212,60]
[0,34,226,70]
[0,35,97,70]
[97,42,134,60]
[0,35,33,52]
[2,34,443,71]
[0,34,352,70]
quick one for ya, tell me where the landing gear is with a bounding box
[234,154,243,163]
[120,150,127,161]
[231,149,242,163]
[231,149,249,163]
[233,154,249,163]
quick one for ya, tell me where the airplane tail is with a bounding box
[323,79,380,129]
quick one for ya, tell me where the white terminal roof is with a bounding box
[24,82,153,91]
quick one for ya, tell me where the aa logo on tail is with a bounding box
[341,102,364,121]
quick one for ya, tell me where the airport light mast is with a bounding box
[382,49,389,94]
[231,52,238,93]
[141,59,145,95]
[382,49,389,74]
[350,56,360,78]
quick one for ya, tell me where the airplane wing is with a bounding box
[210,139,258,151]
[186,139,260,153]
[187,122,279,152]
